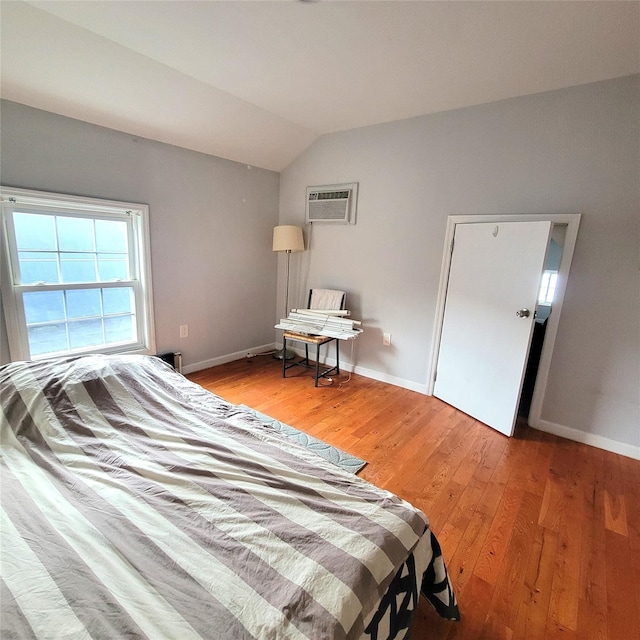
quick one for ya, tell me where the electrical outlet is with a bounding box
[383,332,391,346]
[179,325,189,339]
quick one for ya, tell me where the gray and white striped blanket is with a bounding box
[1,354,457,639]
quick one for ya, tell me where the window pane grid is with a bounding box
[14,212,131,285]
[23,286,137,356]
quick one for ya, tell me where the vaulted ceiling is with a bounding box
[2,1,638,171]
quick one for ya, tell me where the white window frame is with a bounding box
[1,187,156,361]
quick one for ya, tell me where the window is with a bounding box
[538,270,558,305]
[1,187,156,361]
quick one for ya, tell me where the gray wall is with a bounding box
[280,75,640,452]
[0,100,280,369]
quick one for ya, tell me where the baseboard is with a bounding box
[531,418,640,460]
[284,345,428,394]
[183,343,276,375]
[351,363,428,394]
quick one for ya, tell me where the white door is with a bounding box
[434,221,552,436]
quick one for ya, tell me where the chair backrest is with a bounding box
[308,289,346,310]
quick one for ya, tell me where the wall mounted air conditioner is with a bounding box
[305,182,358,224]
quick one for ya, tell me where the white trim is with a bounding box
[527,217,580,427]
[531,418,640,461]
[0,186,156,360]
[351,365,427,394]
[0,187,144,215]
[427,213,581,432]
[183,343,276,375]
[282,343,428,393]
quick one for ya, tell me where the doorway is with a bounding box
[518,224,568,419]
[427,214,581,436]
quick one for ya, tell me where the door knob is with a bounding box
[516,309,531,318]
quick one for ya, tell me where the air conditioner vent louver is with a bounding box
[311,191,350,201]
[305,183,358,224]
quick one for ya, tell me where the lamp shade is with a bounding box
[273,225,304,252]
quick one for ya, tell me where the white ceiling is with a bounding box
[2,1,639,171]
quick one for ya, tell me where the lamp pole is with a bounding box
[275,248,296,360]
[284,249,292,318]
[272,225,304,360]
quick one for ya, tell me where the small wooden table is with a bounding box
[282,331,339,387]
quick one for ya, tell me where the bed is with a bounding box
[1,354,458,639]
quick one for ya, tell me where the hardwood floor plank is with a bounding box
[444,573,494,640]
[605,529,639,640]
[619,454,640,634]
[544,618,577,640]
[576,447,608,639]
[547,480,584,629]
[513,524,559,639]
[576,597,607,640]
[442,503,492,599]
[603,454,629,537]
[473,483,523,586]
[488,490,543,630]
[187,358,640,640]
[478,614,514,640]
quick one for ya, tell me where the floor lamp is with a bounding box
[273,225,305,360]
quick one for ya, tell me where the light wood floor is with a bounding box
[188,357,640,640]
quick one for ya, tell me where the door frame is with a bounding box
[427,213,581,430]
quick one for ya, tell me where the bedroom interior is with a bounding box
[1,1,639,639]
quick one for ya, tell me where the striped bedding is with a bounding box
[1,354,458,639]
